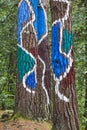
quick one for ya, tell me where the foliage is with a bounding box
[0,0,18,109]
[72,0,87,129]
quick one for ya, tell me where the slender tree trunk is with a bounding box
[15,0,51,119]
[85,69,87,129]
[50,0,80,129]
[84,1,87,129]
[85,46,87,129]
[8,52,16,93]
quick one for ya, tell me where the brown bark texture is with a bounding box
[15,0,51,119]
[50,0,80,130]
[85,43,87,130]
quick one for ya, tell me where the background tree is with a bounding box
[84,1,87,129]
[50,0,80,129]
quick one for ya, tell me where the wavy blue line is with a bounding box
[52,22,68,78]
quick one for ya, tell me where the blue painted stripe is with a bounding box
[28,0,46,40]
[17,0,30,44]
[52,22,68,78]
[25,72,36,89]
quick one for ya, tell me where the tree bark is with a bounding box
[84,1,87,129]
[50,0,80,129]
[85,43,87,130]
[15,0,51,119]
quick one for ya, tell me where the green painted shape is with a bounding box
[17,46,35,81]
[62,29,73,54]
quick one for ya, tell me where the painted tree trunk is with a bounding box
[15,0,51,119]
[50,0,80,129]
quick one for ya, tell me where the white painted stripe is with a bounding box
[55,80,69,102]
[38,1,50,105]
[38,1,48,45]
[38,56,50,104]
[18,0,23,8]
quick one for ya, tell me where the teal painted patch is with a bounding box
[62,29,73,54]
[17,46,35,81]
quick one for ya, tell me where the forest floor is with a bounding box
[0,110,52,130]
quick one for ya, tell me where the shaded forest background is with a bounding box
[0,0,87,130]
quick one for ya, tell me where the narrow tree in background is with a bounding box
[15,0,51,119]
[85,42,87,129]
[50,0,80,129]
[84,1,87,129]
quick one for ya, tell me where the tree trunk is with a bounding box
[84,1,87,129]
[15,0,51,119]
[85,42,87,130]
[8,52,16,93]
[50,0,80,129]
